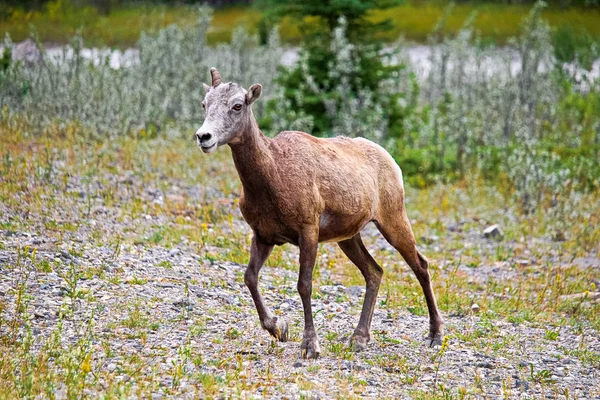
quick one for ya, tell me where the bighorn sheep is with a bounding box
[195,68,443,359]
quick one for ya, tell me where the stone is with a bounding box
[421,235,440,245]
[559,292,600,302]
[483,225,503,239]
[553,230,566,242]
[347,286,365,297]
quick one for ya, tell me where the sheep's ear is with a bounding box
[203,83,211,93]
[246,83,262,105]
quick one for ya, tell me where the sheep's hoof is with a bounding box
[426,333,443,347]
[300,337,320,359]
[349,334,369,352]
[268,318,288,342]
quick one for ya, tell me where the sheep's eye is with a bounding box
[202,103,206,110]
[232,104,242,111]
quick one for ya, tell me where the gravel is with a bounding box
[0,144,598,399]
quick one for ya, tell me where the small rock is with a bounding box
[158,283,176,289]
[168,248,180,257]
[447,223,464,232]
[120,176,134,185]
[347,286,365,297]
[320,285,345,295]
[477,361,494,369]
[515,379,530,390]
[34,312,46,319]
[173,297,193,308]
[553,230,566,242]
[420,235,439,245]
[559,292,600,302]
[293,361,303,368]
[483,224,503,239]
[471,303,481,313]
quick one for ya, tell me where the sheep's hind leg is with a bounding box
[338,234,383,351]
[244,236,288,342]
[375,211,444,346]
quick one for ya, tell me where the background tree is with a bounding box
[257,0,406,137]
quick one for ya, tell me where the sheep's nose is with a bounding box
[196,132,212,142]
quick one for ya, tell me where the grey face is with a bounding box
[195,71,262,154]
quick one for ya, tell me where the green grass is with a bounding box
[1,1,599,47]
[370,2,600,43]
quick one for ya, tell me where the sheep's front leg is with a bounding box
[297,228,321,359]
[245,236,288,342]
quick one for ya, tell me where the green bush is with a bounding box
[553,25,600,70]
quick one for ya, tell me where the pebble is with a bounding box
[483,224,503,239]
[347,286,365,297]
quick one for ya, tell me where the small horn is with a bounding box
[210,67,222,86]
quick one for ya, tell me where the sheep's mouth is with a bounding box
[200,143,217,153]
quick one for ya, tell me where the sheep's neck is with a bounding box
[229,120,277,198]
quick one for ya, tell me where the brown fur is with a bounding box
[196,69,444,359]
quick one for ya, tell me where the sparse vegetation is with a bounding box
[0,119,598,397]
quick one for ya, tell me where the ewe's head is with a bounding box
[195,67,262,153]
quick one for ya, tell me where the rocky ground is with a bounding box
[1,133,599,399]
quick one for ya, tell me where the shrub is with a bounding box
[0,7,282,136]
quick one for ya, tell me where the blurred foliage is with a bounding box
[553,25,600,69]
[0,8,282,135]
[258,0,405,136]
[1,1,600,47]
[0,3,599,216]
[256,0,402,40]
